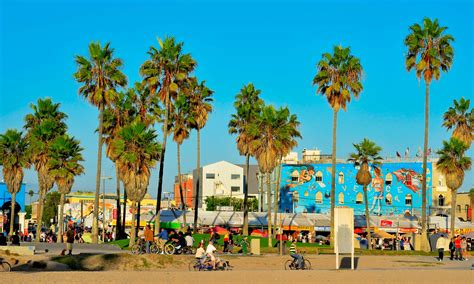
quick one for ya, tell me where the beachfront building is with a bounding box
[173,173,193,209]
[455,192,472,222]
[278,153,453,219]
[0,182,26,233]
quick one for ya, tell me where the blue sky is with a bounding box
[1,0,473,198]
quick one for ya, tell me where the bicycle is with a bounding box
[188,257,232,271]
[154,239,176,255]
[284,254,311,270]
[0,258,11,272]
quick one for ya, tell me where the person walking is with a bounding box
[454,235,462,260]
[436,235,446,261]
[144,225,154,254]
[66,225,75,255]
[449,237,456,260]
[461,236,468,261]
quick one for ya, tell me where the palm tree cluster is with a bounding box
[74,37,214,242]
[0,98,84,239]
[437,97,473,238]
[229,84,302,246]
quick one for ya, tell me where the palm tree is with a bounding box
[111,122,161,246]
[48,135,84,242]
[140,37,196,234]
[249,105,301,247]
[74,42,127,243]
[24,98,68,241]
[347,138,383,250]
[436,138,471,237]
[442,97,473,147]
[171,94,193,226]
[0,129,29,235]
[405,18,454,250]
[228,83,264,236]
[313,46,363,245]
[187,77,213,233]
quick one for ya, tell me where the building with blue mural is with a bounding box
[279,162,433,217]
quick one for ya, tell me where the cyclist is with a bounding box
[195,242,206,264]
[157,228,169,254]
[206,240,219,269]
[185,233,194,249]
[289,239,303,269]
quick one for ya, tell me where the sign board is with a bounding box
[216,206,234,212]
[334,207,354,270]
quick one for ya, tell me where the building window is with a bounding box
[338,172,344,184]
[291,170,299,182]
[405,194,412,206]
[356,193,363,204]
[438,194,445,206]
[457,205,461,212]
[385,193,392,205]
[231,186,240,192]
[338,192,344,204]
[231,174,240,180]
[291,176,298,182]
[316,192,323,204]
[315,171,323,182]
[206,173,215,179]
[385,173,393,185]
[438,176,445,186]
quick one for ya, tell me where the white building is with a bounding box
[282,152,299,164]
[193,161,244,210]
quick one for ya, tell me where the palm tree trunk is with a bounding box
[420,82,430,251]
[193,129,201,233]
[154,99,169,236]
[330,109,338,247]
[92,106,105,244]
[266,172,272,247]
[58,193,65,243]
[129,201,137,247]
[122,190,127,237]
[177,143,186,226]
[9,191,17,236]
[363,185,372,250]
[136,202,141,237]
[115,163,122,240]
[35,187,45,242]
[243,154,250,235]
[273,161,282,236]
[450,189,457,238]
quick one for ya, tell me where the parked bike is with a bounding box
[0,258,11,272]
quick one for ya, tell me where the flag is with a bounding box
[427,147,432,156]
[404,147,410,158]
[396,151,401,158]
[416,147,422,157]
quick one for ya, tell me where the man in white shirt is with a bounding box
[206,240,218,269]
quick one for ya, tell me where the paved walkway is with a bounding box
[19,242,122,255]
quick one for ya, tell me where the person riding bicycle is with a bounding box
[206,240,220,269]
[289,239,303,269]
[156,228,169,254]
[172,231,187,251]
[195,242,207,265]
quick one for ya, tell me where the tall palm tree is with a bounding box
[405,18,454,250]
[249,105,301,247]
[111,122,161,246]
[442,97,473,147]
[140,37,196,234]
[436,138,471,237]
[313,46,363,245]
[273,111,300,236]
[172,94,193,226]
[347,138,383,250]
[48,135,84,242]
[187,77,213,233]
[0,129,29,236]
[228,83,264,236]
[24,98,68,241]
[74,42,127,243]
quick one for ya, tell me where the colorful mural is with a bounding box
[279,162,432,216]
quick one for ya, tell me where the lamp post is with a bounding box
[100,176,112,242]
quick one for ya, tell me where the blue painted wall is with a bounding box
[279,162,432,216]
[0,182,26,211]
